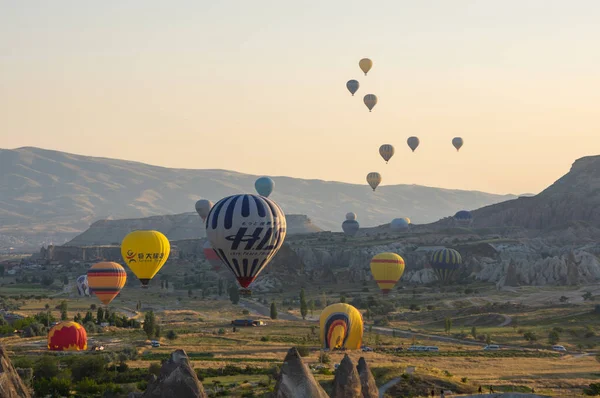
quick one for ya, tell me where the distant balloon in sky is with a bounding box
[121,230,170,286]
[363,94,377,112]
[403,217,411,225]
[255,177,274,197]
[430,248,462,284]
[379,144,394,164]
[195,199,213,222]
[366,172,381,191]
[76,275,90,297]
[407,136,420,152]
[359,58,373,75]
[342,219,360,237]
[346,80,359,96]
[390,218,409,231]
[346,212,357,221]
[454,210,473,226]
[370,252,405,295]
[452,137,464,151]
[87,262,127,306]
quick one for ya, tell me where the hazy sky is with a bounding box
[1,1,598,195]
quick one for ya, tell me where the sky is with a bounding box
[1,1,599,195]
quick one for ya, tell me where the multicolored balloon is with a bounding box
[87,262,127,305]
[403,217,411,224]
[206,194,287,289]
[47,321,87,351]
[454,210,473,226]
[320,303,363,350]
[342,219,360,237]
[203,240,224,271]
[363,94,377,112]
[76,274,90,297]
[407,136,420,152]
[369,253,405,294]
[121,230,170,286]
[430,248,462,283]
[346,80,359,96]
[452,137,464,151]
[255,177,275,197]
[195,199,213,222]
[379,144,394,163]
[359,58,373,75]
[366,172,382,191]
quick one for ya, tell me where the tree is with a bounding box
[155,324,161,338]
[62,275,69,285]
[270,302,278,320]
[444,317,452,335]
[340,295,346,303]
[548,330,560,345]
[60,309,68,321]
[559,296,569,303]
[58,301,68,314]
[471,326,477,339]
[308,300,315,317]
[229,286,240,304]
[0,314,7,326]
[485,334,492,345]
[188,289,193,298]
[166,330,178,340]
[97,307,105,323]
[300,289,308,320]
[83,311,94,324]
[583,291,594,301]
[143,311,156,339]
[523,331,537,342]
[161,280,165,289]
[218,279,224,296]
[165,280,169,289]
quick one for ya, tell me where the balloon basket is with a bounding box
[239,289,252,297]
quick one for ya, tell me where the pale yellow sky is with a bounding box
[1,1,598,195]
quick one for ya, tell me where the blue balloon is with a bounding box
[342,219,360,237]
[255,177,274,197]
[390,218,409,230]
[454,210,472,220]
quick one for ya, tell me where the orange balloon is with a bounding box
[87,262,127,305]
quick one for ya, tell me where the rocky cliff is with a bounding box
[330,354,362,398]
[141,349,207,398]
[357,357,379,398]
[0,345,32,398]
[271,347,329,398]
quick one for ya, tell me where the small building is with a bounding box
[231,319,266,327]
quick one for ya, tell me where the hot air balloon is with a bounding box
[121,230,170,287]
[359,58,373,75]
[453,210,473,227]
[320,303,363,350]
[203,240,224,271]
[87,262,127,305]
[370,252,405,295]
[366,172,381,191]
[47,321,87,351]
[255,177,274,197]
[430,248,462,284]
[342,219,360,237]
[345,212,357,221]
[76,274,90,297]
[452,137,464,151]
[206,194,286,290]
[390,218,409,231]
[379,144,394,163]
[403,217,411,224]
[363,94,377,112]
[195,199,213,222]
[407,136,420,152]
[346,80,359,96]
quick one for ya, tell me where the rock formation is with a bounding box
[356,357,378,398]
[0,345,32,398]
[330,354,362,398]
[272,347,329,398]
[141,349,207,398]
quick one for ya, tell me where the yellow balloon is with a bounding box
[359,58,373,75]
[403,217,411,224]
[319,303,363,350]
[370,252,405,295]
[121,230,170,286]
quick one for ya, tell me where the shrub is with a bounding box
[260,336,270,342]
[149,362,161,376]
[166,330,178,340]
[319,352,331,364]
[461,377,468,383]
[296,346,310,357]
[218,328,226,335]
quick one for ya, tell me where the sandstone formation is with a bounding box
[356,357,379,398]
[330,354,362,398]
[271,347,329,398]
[141,349,207,398]
[0,345,31,398]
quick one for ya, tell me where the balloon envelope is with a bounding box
[346,80,359,96]
[345,212,357,221]
[452,137,464,151]
[121,230,170,286]
[359,58,373,75]
[407,136,420,152]
[206,194,287,289]
[379,144,394,163]
[48,321,87,351]
[76,274,90,297]
[366,172,382,191]
[320,303,363,350]
[403,217,411,224]
[195,199,213,221]
[363,94,377,112]
[87,262,127,305]
[203,240,224,271]
[370,252,405,294]
[390,218,409,231]
[430,248,462,283]
[454,210,473,225]
[255,177,275,197]
[342,219,360,237]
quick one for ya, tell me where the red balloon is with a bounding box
[47,321,87,351]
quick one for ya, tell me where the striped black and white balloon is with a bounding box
[205,194,287,289]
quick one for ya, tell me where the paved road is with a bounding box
[378,377,401,398]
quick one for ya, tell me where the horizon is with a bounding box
[2,1,599,196]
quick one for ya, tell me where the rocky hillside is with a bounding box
[469,155,600,229]
[0,147,515,250]
[66,214,320,246]
[0,345,32,398]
